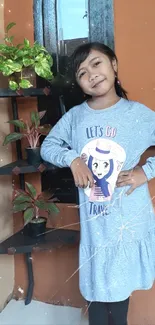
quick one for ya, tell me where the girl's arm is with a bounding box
[117,103,155,194]
[142,156,155,181]
[40,111,79,168]
[141,107,155,181]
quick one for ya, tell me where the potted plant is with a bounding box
[3,110,51,165]
[13,182,59,237]
[0,22,53,90]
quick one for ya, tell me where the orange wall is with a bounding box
[114,0,155,108]
[114,1,155,324]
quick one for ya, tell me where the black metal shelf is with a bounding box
[0,87,68,189]
[0,159,57,175]
[0,227,80,254]
[0,88,52,98]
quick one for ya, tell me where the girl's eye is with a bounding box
[94,61,101,67]
[78,71,86,79]
[93,162,98,168]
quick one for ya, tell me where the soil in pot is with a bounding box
[26,147,42,165]
[23,217,47,238]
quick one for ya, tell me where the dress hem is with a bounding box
[79,279,155,303]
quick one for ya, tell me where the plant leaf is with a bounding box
[19,79,33,89]
[35,199,59,214]
[16,43,23,49]
[37,124,51,135]
[23,57,34,67]
[25,182,37,199]
[24,38,30,47]
[35,53,44,61]
[46,54,53,67]
[6,22,16,32]
[3,132,23,145]
[13,202,32,213]
[24,207,35,225]
[2,66,14,76]
[15,49,25,57]
[46,203,59,214]
[38,110,46,120]
[9,81,19,91]
[30,111,40,127]
[34,60,53,80]
[13,194,33,204]
[4,36,14,43]
[7,119,26,129]
[35,199,47,210]
[6,60,22,72]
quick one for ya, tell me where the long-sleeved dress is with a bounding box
[41,98,155,302]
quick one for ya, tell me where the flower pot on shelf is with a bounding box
[23,217,47,238]
[12,182,59,239]
[11,68,36,89]
[25,147,42,165]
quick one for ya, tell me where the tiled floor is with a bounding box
[0,299,89,325]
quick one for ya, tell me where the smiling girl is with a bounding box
[41,42,155,325]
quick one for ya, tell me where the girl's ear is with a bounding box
[112,59,118,73]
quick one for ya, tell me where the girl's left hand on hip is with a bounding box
[116,166,147,195]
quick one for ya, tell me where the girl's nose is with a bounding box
[89,74,98,82]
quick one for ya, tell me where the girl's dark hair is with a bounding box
[71,42,128,99]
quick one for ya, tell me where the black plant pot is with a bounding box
[23,217,47,238]
[26,147,42,165]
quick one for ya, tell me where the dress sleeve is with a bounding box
[40,110,79,168]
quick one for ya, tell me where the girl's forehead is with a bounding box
[78,49,106,69]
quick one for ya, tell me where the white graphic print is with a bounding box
[81,139,126,202]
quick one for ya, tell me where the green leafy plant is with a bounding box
[0,22,53,90]
[3,110,51,148]
[12,182,59,225]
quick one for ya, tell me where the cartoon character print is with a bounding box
[81,139,126,202]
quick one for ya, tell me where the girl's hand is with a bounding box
[116,166,147,195]
[70,157,94,188]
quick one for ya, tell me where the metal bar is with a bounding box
[19,174,25,190]
[11,97,22,161]
[11,97,25,190]
[25,252,34,305]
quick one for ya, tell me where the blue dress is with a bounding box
[41,98,155,302]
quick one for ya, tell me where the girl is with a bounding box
[41,42,155,325]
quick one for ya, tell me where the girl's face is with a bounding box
[92,158,110,179]
[76,49,117,97]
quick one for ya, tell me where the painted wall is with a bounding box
[114,1,155,324]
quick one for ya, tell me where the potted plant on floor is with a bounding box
[13,182,59,237]
[3,110,51,165]
[0,22,53,90]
